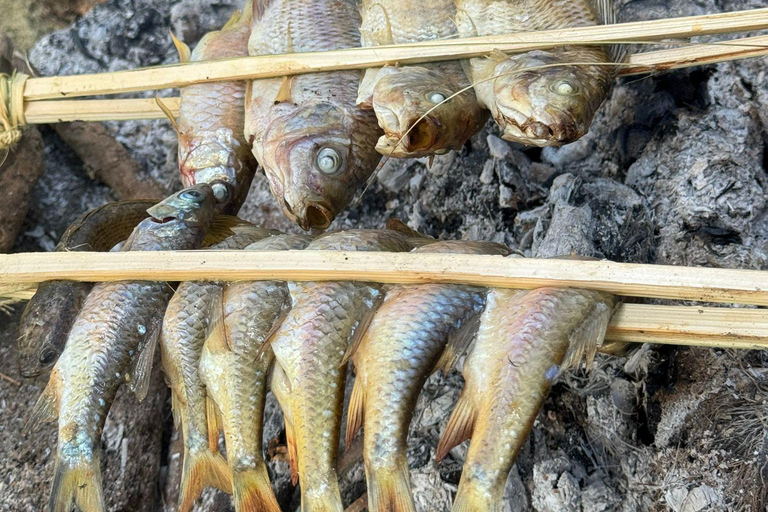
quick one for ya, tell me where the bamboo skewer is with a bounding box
[2,251,768,305]
[20,8,768,101]
[20,33,768,124]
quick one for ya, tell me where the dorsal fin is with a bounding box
[586,0,627,63]
[221,9,243,30]
[170,30,191,63]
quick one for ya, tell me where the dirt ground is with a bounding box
[0,0,767,511]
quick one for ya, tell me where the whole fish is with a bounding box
[174,1,257,214]
[29,184,217,512]
[346,240,509,512]
[245,0,382,230]
[160,225,279,512]
[17,199,157,378]
[269,230,418,511]
[357,0,488,158]
[199,233,312,512]
[436,285,617,512]
[454,0,624,146]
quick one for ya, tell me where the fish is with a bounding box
[268,230,419,511]
[345,240,510,512]
[198,233,312,512]
[173,0,257,214]
[454,0,625,146]
[160,225,279,512]
[28,184,218,512]
[436,284,617,512]
[245,0,382,230]
[17,199,157,378]
[357,0,489,158]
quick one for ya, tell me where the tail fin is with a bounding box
[49,457,104,512]
[232,465,281,512]
[178,449,233,512]
[366,457,416,512]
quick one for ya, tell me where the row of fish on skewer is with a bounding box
[176,0,625,229]
[23,186,618,512]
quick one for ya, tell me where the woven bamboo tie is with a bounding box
[0,72,29,151]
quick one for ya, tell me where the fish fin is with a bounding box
[27,370,61,429]
[366,455,416,512]
[432,313,481,374]
[178,450,233,512]
[222,9,243,30]
[129,317,161,403]
[203,214,244,246]
[171,392,182,430]
[206,292,232,353]
[170,30,191,63]
[251,0,271,20]
[489,49,508,63]
[385,218,435,247]
[586,0,627,63]
[284,415,300,486]
[256,305,289,359]
[274,76,294,104]
[357,68,380,109]
[561,297,616,372]
[155,94,180,133]
[370,3,394,45]
[436,391,476,462]
[206,396,224,454]
[345,376,365,448]
[233,466,282,512]
[49,456,105,512]
[340,293,381,367]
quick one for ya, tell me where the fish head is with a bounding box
[491,50,610,146]
[260,102,373,231]
[178,127,252,214]
[146,182,216,227]
[17,281,88,378]
[371,67,476,158]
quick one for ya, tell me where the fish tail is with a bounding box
[49,456,105,512]
[366,456,416,512]
[451,479,503,512]
[232,465,281,512]
[178,449,233,512]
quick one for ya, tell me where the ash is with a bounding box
[0,0,766,510]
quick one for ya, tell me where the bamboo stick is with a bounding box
[21,8,768,101]
[1,251,768,305]
[21,34,768,124]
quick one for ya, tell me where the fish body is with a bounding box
[245,0,382,230]
[437,285,617,512]
[347,241,509,512]
[454,0,621,146]
[160,226,278,512]
[358,0,488,157]
[198,233,312,512]
[269,230,416,511]
[177,2,257,213]
[18,199,157,378]
[30,185,217,512]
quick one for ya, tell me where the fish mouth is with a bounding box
[496,105,580,147]
[375,109,441,157]
[283,199,334,231]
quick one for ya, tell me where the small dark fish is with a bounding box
[17,199,157,378]
[29,185,217,512]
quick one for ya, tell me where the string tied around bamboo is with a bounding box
[0,72,29,152]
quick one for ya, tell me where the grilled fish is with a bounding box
[358,0,488,158]
[18,200,157,378]
[454,0,624,146]
[199,233,312,512]
[29,184,217,512]
[245,0,382,230]
[160,225,278,512]
[268,230,418,511]
[436,284,617,512]
[174,1,257,214]
[346,240,509,512]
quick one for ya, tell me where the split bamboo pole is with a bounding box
[2,251,768,305]
[20,8,768,101]
[20,33,768,124]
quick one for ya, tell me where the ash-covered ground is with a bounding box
[0,0,767,511]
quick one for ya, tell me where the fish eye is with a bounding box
[180,189,203,201]
[316,147,342,174]
[552,80,577,96]
[427,92,447,104]
[212,183,230,203]
[39,348,57,365]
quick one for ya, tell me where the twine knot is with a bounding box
[0,72,29,151]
